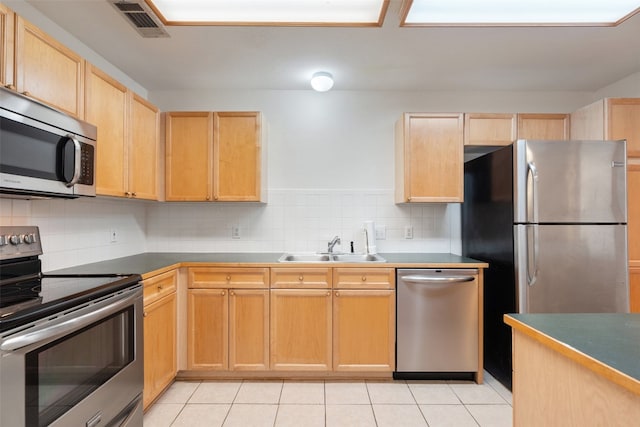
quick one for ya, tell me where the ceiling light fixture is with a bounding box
[310,72,334,92]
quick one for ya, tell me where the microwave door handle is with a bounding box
[65,136,81,187]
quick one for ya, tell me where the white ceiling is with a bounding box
[20,0,640,92]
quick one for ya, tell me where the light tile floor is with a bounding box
[144,372,512,427]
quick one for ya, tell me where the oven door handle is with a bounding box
[0,288,139,352]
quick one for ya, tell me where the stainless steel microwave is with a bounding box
[0,87,96,199]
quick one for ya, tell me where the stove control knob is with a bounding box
[0,235,7,246]
[24,233,36,244]
[9,235,21,245]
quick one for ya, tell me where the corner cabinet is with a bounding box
[142,270,177,410]
[166,111,266,202]
[14,16,84,117]
[395,113,464,203]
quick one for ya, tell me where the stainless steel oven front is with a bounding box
[0,283,143,427]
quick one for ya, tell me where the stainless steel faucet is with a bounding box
[327,236,341,253]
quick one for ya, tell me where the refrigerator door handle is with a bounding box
[527,161,539,223]
[527,224,539,287]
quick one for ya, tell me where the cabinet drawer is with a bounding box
[270,268,332,289]
[143,269,177,306]
[189,267,269,289]
[333,268,395,289]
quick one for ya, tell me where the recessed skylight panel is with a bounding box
[402,0,640,26]
[149,0,389,25]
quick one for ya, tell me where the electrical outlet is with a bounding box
[231,226,241,239]
[109,228,118,243]
[375,225,386,240]
[404,225,414,239]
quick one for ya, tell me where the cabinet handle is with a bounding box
[226,275,231,281]
[214,195,218,200]
[4,84,15,90]
[125,191,132,197]
[327,291,331,297]
[221,291,226,296]
[132,192,137,197]
[407,197,411,202]
[206,196,210,201]
[157,285,163,291]
[362,276,367,281]
[335,291,339,297]
[230,291,235,296]
[22,91,30,96]
[298,275,304,281]
[143,311,147,317]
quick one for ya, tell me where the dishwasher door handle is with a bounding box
[400,275,475,284]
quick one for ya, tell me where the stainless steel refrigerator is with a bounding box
[462,139,629,389]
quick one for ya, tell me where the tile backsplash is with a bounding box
[0,189,461,271]
[146,189,461,254]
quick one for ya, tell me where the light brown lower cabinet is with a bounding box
[333,289,395,371]
[187,288,269,371]
[143,270,177,410]
[270,289,333,371]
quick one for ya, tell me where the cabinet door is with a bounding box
[15,16,84,117]
[85,64,128,197]
[606,99,640,157]
[395,113,463,203]
[464,113,517,146]
[213,112,263,201]
[187,289,228,370]
[333,289,395,371]
[166,112,213,201]
[130,93,159,200]
[629,162,640,264]
[270,289,332,371]
[229,289,269,370]
[0,4,14,89]
[630,268,640,313]
[143,292,176,409]
[517,114,570,140]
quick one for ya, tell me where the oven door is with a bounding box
[0,285,143,427]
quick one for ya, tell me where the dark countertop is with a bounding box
[47,252,488,277]
[505,313,640,394]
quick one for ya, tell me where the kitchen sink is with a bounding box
[277,253,386,263]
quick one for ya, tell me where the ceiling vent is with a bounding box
[109,0,169,38]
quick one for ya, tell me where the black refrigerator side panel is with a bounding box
[462,145,515,389]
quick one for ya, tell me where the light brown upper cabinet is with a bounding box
[165,111,266,202]
[572,98,640,157]
[464,113,517,146]
[15,16,84,117]
[0,4,14,89]
[516,113,570,140]
[395,113,464,203]
[129,93,160,200]
[85,64,159,200]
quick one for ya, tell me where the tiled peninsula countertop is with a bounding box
[47,252,488,278]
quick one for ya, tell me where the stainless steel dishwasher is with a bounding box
[394,269,479,380]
